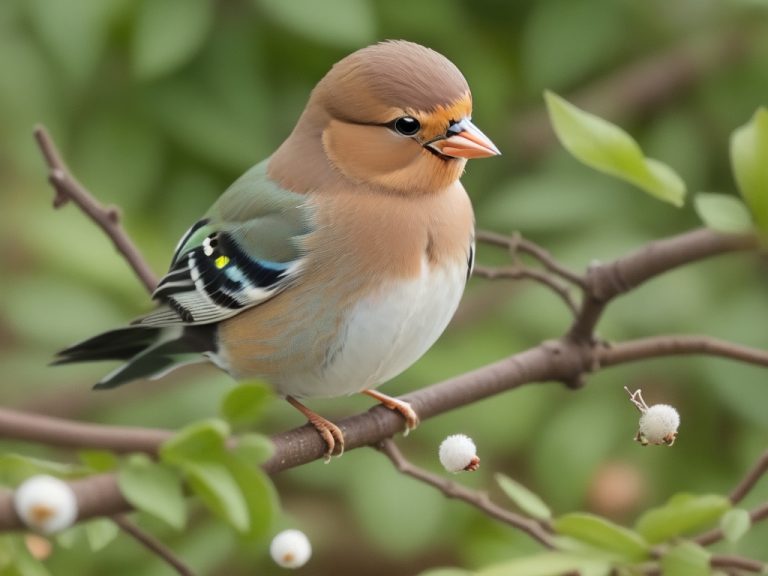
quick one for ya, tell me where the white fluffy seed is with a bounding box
[13,475,78,534]
[439,434,479,473]
[639,404,680,445]
[270,529,312,569]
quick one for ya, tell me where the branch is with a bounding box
[599,335,768,370]
[710,554,765,573]
[473,264,579,315]
[112,515,195,576]
[377,439,556,548]
[476,230,586,288]
[2,327,766,530]
[730,449,768,504]
[695,502,768,547]
[0,407,171,455]
[568,228,757,341]
[33,126,158,293]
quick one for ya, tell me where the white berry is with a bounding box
[270,529,312,569]
[439,434,480,473]
[638,404,680,446]
[13,475,78,534]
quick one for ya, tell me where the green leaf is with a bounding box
[117,454,187,530]
[0,454,85,485]
[160,419,230,465]
[544,91,686,206]
[254,0,375,47]
[417,569,472,576]
[495,473,552,520]
[3,536,52,576]
[553,513,649,561]
[720,508,751,543]
[233,434,275,465]
[132,0,213,80]
[635,493,730,544]
[731,107,768,231]
[660,542,710,576]
[220,382,272,427]
[84,518,119,551]
[55,527,80,549]
[476,552,610,576]
[221,454,278,538]
[78,450,119,472]
[184,461,249,533]
[694,193,754,233]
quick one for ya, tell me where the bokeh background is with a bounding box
[2,0,767,574]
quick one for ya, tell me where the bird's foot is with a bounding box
[363,389,420,435]
[286,396,344,462]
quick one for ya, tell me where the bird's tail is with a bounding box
[53,325,216,389]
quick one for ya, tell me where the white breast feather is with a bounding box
[278,258,467,398]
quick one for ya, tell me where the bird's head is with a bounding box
[271,41,500,195]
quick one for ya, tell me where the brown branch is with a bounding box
[729,450,768,504]
[33,126,158,293]
[112,515,195,576]
[710,554,765,573]
[1,327,766,531]
[473,264,579,315]
[599,335,768,370]
[696,502,768,547]
[377,439,556,548]
[645,552,765,576]
[568,229,757,342]
[476,230,586,288]
[0,407,171,455]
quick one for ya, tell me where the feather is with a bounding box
[137,160,313,327]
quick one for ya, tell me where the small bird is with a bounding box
[55,40,500,457]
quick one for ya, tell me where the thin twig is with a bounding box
[112,515,195,576]
[696,502,768,547]
[568,230,758,342]
[600,335,768,369]
[476,230,586,288]
[33,126,158,293]
[710,554,765,573]
[376,439,557,549]
[473,264,579,315]
[729,450,768,504]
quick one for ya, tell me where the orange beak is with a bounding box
[426,118,501,159]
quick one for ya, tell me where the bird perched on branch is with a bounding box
[55,40,500,458]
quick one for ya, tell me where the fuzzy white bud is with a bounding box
[270,529,312,569]
[13,475,78,534]
[438,434,480,473]
[638,404,680,446]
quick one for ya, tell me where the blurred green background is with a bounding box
[1,0,768,574]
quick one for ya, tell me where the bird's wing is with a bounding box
[136,160,312,327]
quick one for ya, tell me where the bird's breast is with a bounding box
[218,183,474,398]
[312,254,468,396]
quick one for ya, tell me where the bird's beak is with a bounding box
[426,118,501,159]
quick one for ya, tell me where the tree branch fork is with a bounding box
[0,126,765,573]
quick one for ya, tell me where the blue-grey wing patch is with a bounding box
[138,229,302,326]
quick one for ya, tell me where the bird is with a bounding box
[54,40,500,458]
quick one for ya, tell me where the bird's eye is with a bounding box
[393,116,421,136]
